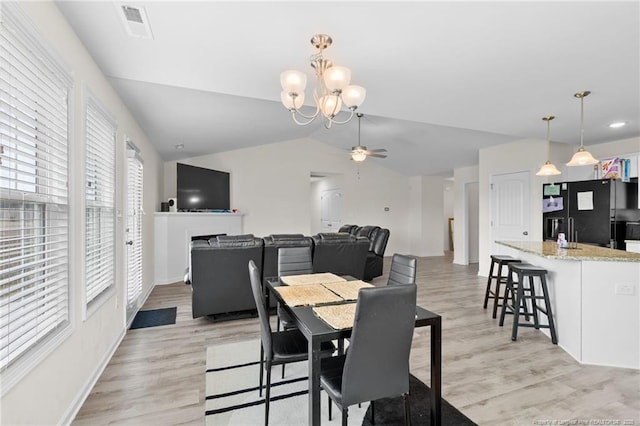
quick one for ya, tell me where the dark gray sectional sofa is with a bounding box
[187,232,374,319]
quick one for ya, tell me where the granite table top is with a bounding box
[497,240,640,262]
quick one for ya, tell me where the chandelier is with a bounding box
[566,91,598,166]
[280,34,366,128]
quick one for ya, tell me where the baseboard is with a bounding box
[61,283,156,425]
[60,328,126,426]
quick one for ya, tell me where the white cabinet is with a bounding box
[154,212,243,284]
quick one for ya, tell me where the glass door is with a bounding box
[125,143,143,324]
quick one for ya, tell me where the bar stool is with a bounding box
[484,255,521,318]
[499,263,558,344]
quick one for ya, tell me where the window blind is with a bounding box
[85,96,116,305]
[0,4,71,373]
[126,152,143,312]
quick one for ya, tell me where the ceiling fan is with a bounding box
[350,113,387,162]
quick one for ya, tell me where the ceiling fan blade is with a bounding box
[369,148,388,153]
[368,153,387,158]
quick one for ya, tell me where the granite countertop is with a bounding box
[497,241,640,262]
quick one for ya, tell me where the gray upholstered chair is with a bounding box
[276,246,313,378]
[276,246,313,331]
[262,234,314,308]
[387,254,417,287]
[248,260,334,426]
[320,284,417,426]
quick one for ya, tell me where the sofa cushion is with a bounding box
[270,233,306,241]
[355,226,381,251]
[338,224,357,234]
[316,232,355,243]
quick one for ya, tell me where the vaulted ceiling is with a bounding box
[55,1,640,176]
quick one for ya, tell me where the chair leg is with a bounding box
[483,260,495,309]
[492,272,503,319]
[498,274,513,326]
[540,275,558,344]
[371,400,375,424]
[328,395,332,421]
[265,360,272,426]
[281,364,285,379]
[512,272,524,341]
[403,393,411,426]
[529,276,540,329]
[259,345,264,397]
[341,408,348,426]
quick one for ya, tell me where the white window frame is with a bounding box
[0,2,73,394]
[84,91,116,314]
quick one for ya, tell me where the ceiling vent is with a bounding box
[115,4,154,39]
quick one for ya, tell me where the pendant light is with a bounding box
[566,91,598,166]
[536,115,562,176]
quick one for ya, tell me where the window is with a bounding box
[85,95,116,306]
[0,3,71,382]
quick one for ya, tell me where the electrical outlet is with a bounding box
[615,283,635,296]
[384,207,390,212]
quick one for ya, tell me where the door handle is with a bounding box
[522,231,528,236]
[126,240,134,245]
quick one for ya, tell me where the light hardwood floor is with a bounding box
[73,254,640,425]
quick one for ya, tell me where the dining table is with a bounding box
[265,274,442,426]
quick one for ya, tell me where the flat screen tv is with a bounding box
[177,163,230,211]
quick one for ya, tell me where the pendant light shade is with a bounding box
[536,115,561,176]
[566,147,599,166]
[537,161,562,176]
[567,91,598,167]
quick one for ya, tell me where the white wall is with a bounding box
[420,176,446,256]
[453,165,479,265]
[1,3,163,425]
[467,182,480,263]
[164,139,414,256]
[443,179,454,251]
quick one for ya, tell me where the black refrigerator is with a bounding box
[542,178,639,249]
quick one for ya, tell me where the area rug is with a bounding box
[206,340,477,426]
[130,307,177,329]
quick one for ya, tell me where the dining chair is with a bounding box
[276,246,313,378]
[387,253,417,286]
[276,246,313,332]
[248,260,334,426]
[321,284,417,426]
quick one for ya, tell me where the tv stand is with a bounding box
[154,212,243,284]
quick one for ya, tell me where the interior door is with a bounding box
[320,189,342,232]
[125,144,144,324]
[490,171,531,254]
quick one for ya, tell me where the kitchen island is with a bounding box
[497,240,640,370]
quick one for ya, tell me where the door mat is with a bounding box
[130,307,177,329]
